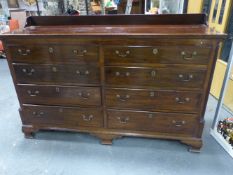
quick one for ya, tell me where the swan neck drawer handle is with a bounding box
[115,50,130,57]
[116,94,130,101]
[78,92,90,99]
[82,114,93,121]
[117,117,129,124]
[32,111,44,117]
[76,70,90,76]
[172,120,186,127]
[181,51,197,60]
[115,72,130,77]
[73,49,87,57]
[175,97,190,104]
[27,90,39,97]
[22,68,35,76]
[18,49,31,56]
[178,74,193,82]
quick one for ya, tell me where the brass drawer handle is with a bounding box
[117,117,129,124]
[115,50,130,57]
[116,94,130,101]
[73,49,87,57]
[175,97,190,104]
[78,92,90,99]
[76,70,90,76]
[115,72,130,77]
[152,48,158,55]
[32,111,44,117]
[22,68,35,76]
[82,114,93,121]
[18,49,31,56]
[27,90,39,97]
[172,120,186,127]
[178,74,193,82]
[181,51,197,60]
[48,47,54,54]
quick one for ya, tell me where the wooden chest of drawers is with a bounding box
[1,14,226,152]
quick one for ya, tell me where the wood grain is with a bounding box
[0,14,226,152]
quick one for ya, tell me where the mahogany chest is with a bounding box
[0,14,226,152]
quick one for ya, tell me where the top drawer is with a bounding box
[7,45,98,64]
[104,46,211,65]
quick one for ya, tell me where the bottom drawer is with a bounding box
[21,105,103,128]
[107,110,198,136]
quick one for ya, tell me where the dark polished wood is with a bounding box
[13,64,100,85]
[105,88,202,113]
[9,44,99,64]
[104,46,211,65]
[21,104,103,128]
[105,66,207,89]
[107,109,199,136]
[25,14,207,26]
[0,14,226,152]
[17,85,101,106]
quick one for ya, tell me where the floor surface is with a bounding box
[0,59,232,175]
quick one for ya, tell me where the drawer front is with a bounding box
[105,67,206,89]
[105,88,202,113]
[104,46,211,65]
[18,85,101,106]
[107,110,198,135]
[8,45,50,62]
[53,45,98,63]
[13,64,100,85]
[8,45,98,63]
[21,105,103,127]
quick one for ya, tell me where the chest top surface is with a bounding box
[0,13,227,152]
[0,14,226,39]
